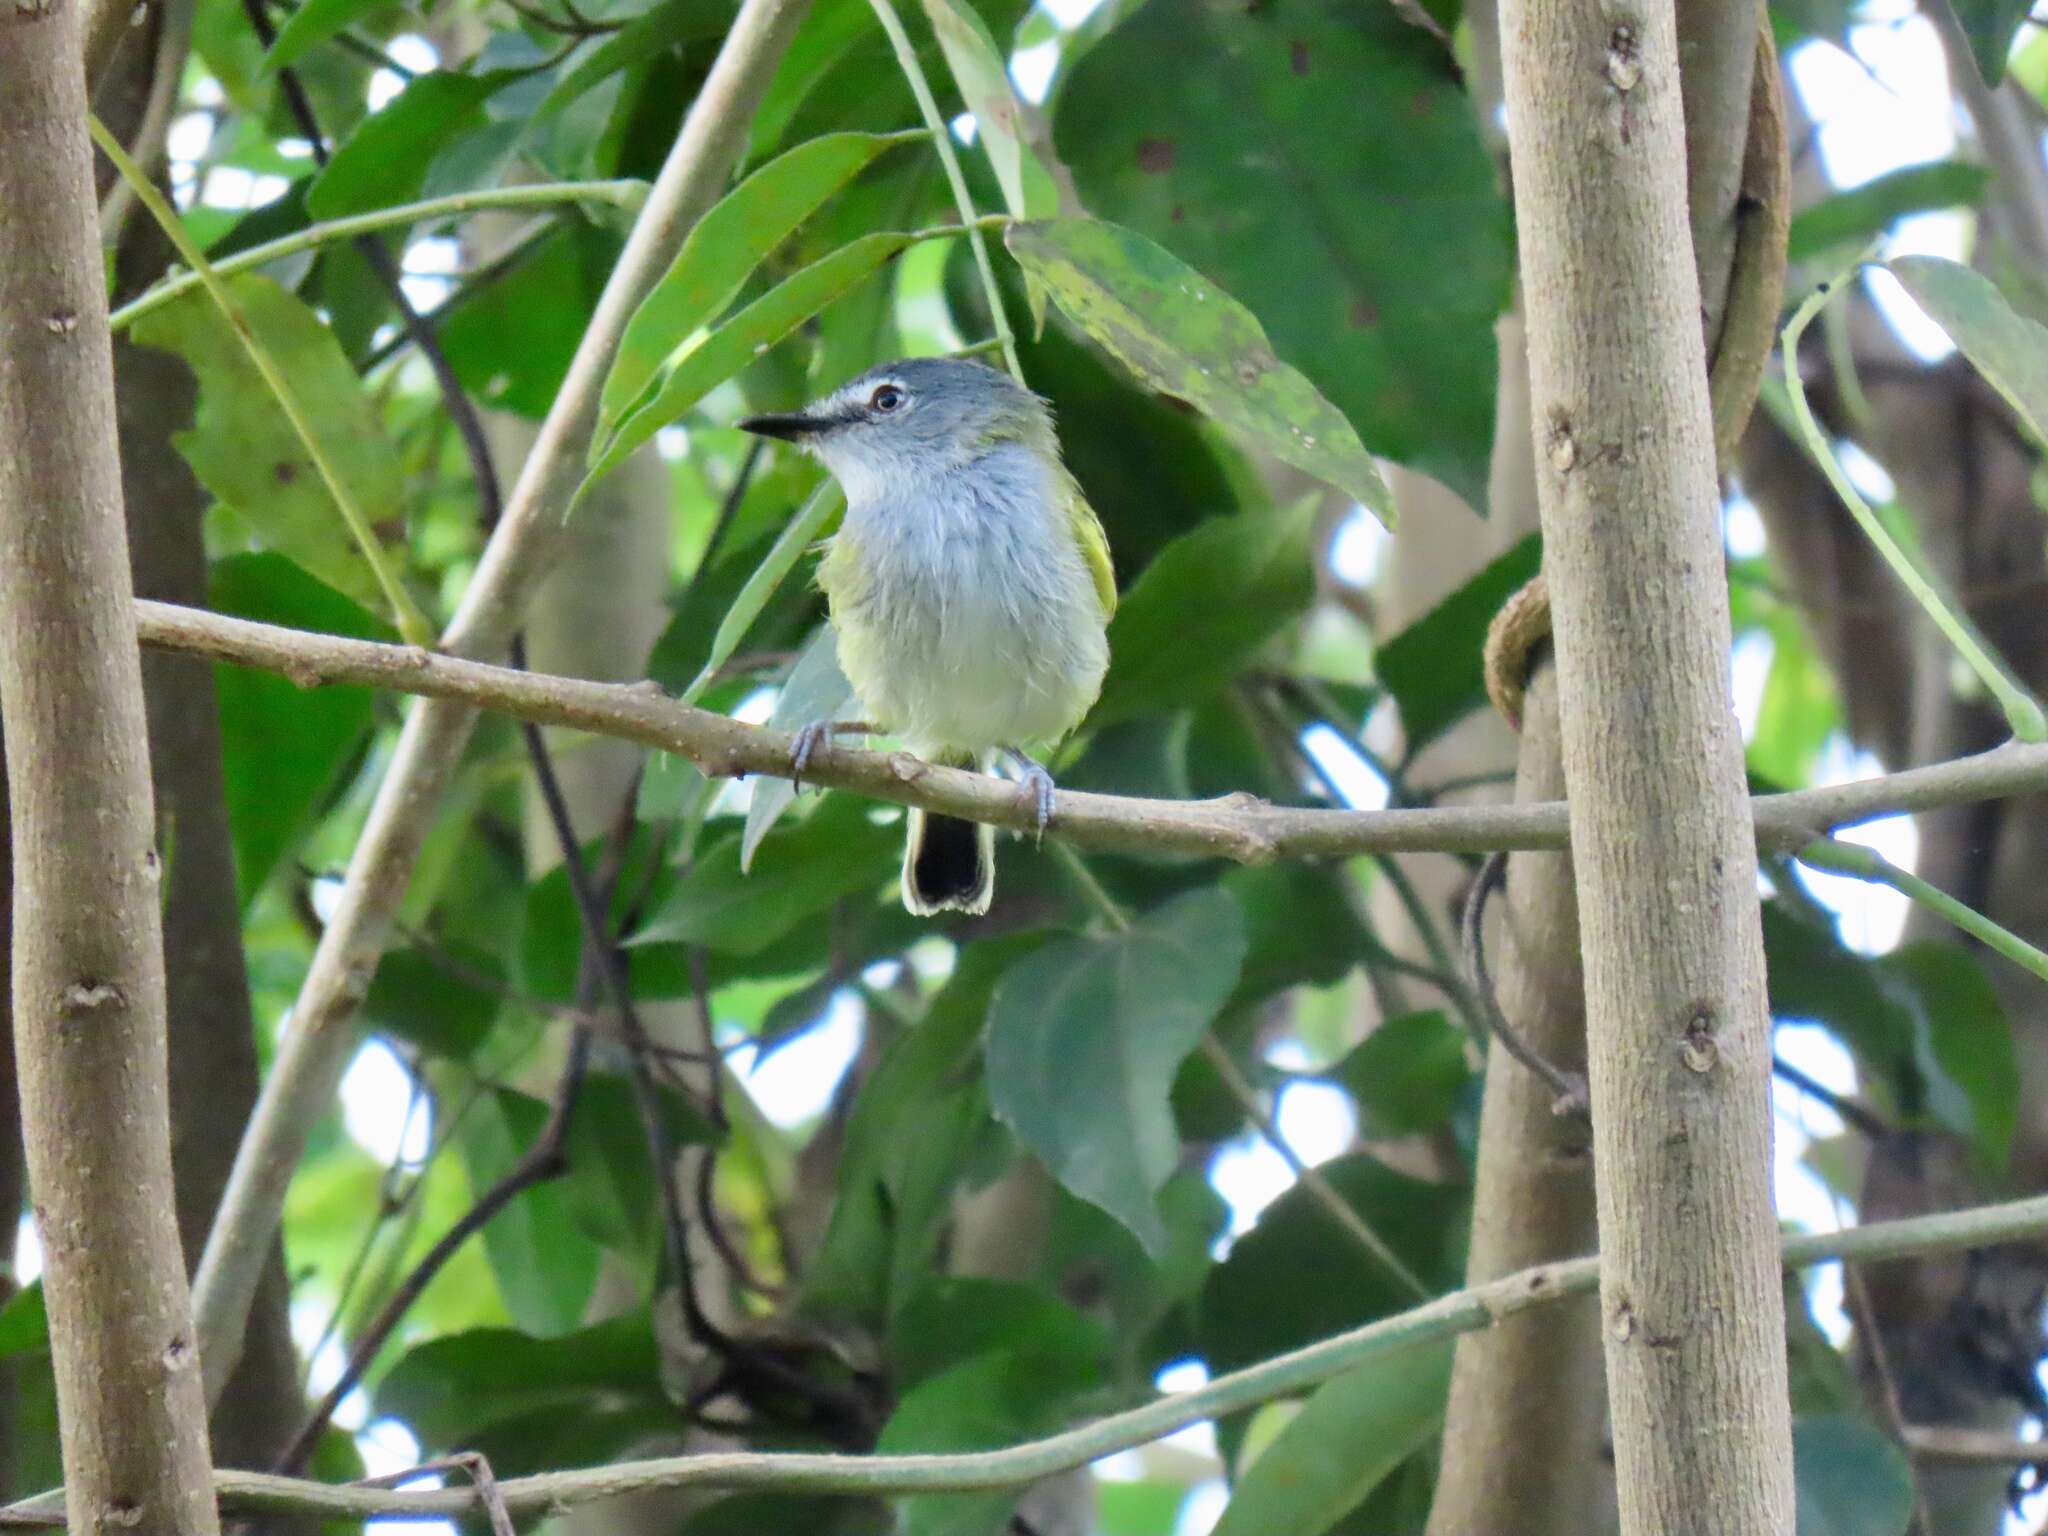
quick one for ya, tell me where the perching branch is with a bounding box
[135,596,2048,859]
[9,1190,2048,1528]
[186,0,816,1406]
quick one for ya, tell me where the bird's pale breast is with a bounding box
[818,445,1107,759]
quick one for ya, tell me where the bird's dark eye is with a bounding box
[869,383,905,412]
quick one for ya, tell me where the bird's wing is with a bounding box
[1065,473,1117,621]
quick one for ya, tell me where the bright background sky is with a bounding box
[12,5,2036,1531]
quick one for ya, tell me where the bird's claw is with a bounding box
[789,721,830,788]
[1015,762,1056,843]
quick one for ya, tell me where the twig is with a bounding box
[1798,836,2048,985]
[1197,1035,1431,1301]
[132,597,2048,862]
[1461,850,1589,1118]
[866,0,1021,380]
[355,1452,515,1536]
[108,183,646,335]
[1770,1054,1889,1141]
[187,0,816,1408]
[14,1191,2048,1526]
[1903,1426,2048,1466]
[1842,1260,1932,1533]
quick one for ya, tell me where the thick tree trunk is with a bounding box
[0,5,221,1530]
[1499,0,1794,1531]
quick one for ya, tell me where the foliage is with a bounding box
[1,0,2023,1531]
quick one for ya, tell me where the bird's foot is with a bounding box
[1003,749,1056,842]
[789,720,875,788]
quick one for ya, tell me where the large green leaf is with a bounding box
[208,553,382,905]
[1794,1415,1914,1536]
[440,220,616,419]
[987,888,1246,1252]
[591,233,919,479]
[1007,219,1392,519]
[1212,1340,1453,1536]
[601,130,924,430]
[263,0,388,74]
[877,1346,1104,1536]
[889,1274,1110,1390]
[307,71,514,220]
[460,1089,602,1335]
[1377,533,1542,751]
[1328,1010,1472,1141]
[1948,0,2030,85]
[134,278,404,614]
[1788,163,1990,264]
[1053,0,1510,511]
[1887,255,2048,444]
[631,793,896,953]
[1090,495,1317,726]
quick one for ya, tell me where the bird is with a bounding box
[739,356,1115,916]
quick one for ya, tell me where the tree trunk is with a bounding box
[0,6,221,1530]
[1499,1,1795,1531]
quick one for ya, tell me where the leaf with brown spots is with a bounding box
[1007,217,1393,520]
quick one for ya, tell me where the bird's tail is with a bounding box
[902,754,995,920]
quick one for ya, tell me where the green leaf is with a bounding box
[460,1089,601,1335]
[537,0,739,122]
[1006,219,1392,519]
[1894,941,2017,1171]
[889,1275,1110,1390]
[631,793,896,953]
[802,936,1031,1323]
[0,1282,48,1358]
[1788,163,1990,264]
[1212,1340,1452,1536]
[1947,0,2030,85]
[1054,0,1510,512]
[987,888,1246,1252]
[1887,255,2048,445]
[1222,862,1370,1006]
[374,1313,665,1451]
[1328,1011,1473,1140]
[440,220,616,419]
[208,553,382,904]
[1200,1152,1464,1377]
[134,278,404,614]
[878,1346,1104,1536]
[1377,532,1542,751]
[263,0,386,74]
[1090,495,1317,726]
[602,131,922,432]
[307,72,513,221]
[1098,1482,1187,1536]
[1794,1415,1914,1536]
[591,233,919,479]
[363,946,502,1061]
[742,624,861,868]
[684,480,843,703]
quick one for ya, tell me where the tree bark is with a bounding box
[1425,665,1605,1535]
[0,5,221,1531]
[1498,1,1795,1531]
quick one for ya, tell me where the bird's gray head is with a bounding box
[738,358,1053,499]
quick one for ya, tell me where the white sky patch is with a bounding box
[1724,493,1768,559]
[357,1418,456,1536]
[657,425,692,460]
[1773,1025,1861,1346]
[1835,440,1898,505]
[729,990,864,1128]
[1298,724,1391,812]
[1037,0,1104,28]
[340,1039,431,1166]
[1799,737,1918,955]
[14,1212,41,1285]
[951,111,978,144]
[1174,1478,1229,1536]
[1731,629,1774,743]
[370,36,442,112]
[166,110,214,167]
[1011,39,1060,104]
[1327,505,1389,587]
[1153,1359,1221,1461]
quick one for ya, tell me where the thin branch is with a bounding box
[108,183,646,335]
[1903,1426,2048,1466]
[12,1191,2048,1526]
[1799,835,2048,985]
[187,0,816,1408]
[1197,1034,1431,1301]
[134,598,2048,861]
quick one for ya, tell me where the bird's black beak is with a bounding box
[738,411,826,442]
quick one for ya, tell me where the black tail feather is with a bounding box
[903,809,994,915]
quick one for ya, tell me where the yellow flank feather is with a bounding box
[1064,471,1117,620]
